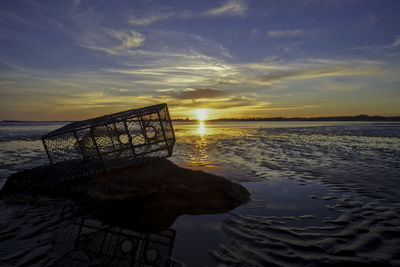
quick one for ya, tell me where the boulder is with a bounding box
[1,159,250,231]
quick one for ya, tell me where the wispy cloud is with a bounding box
[78,29,145,55]
[168,96,269,111]
[128,11,175,26]
[267,29,312,38]
[203,0,248,17]
[253,67,346,84]
[171,88,226,100]
[0,53,392,120]
[349,35,400,52]
[238,58,384,85]
[126,0,248,26]
[385,36,400,49]
[105,29,145,50]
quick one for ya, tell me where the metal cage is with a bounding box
[42,103,175,181]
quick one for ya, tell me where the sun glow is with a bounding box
[196,109,208,121]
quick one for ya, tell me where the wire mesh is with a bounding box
[42,103,175,181]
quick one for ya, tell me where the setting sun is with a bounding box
[196,109,208,121]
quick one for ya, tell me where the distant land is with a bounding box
[175,115,400,122]
[2,115,400,123]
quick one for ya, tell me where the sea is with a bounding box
[0,121,399,266]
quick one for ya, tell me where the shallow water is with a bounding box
[0,121,400,266]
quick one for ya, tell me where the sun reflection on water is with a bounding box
[184,121,214,169]
[197,122,206,136]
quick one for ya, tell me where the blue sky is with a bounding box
[1,0,400,120]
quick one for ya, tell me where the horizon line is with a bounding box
[2,114,400,123]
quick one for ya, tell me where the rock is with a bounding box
[1,159,250,231]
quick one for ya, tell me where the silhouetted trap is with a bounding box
[42,103,175,181]
[53,218,176,266]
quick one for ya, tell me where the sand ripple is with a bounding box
[0,198,78,266]
[210,195,400,266]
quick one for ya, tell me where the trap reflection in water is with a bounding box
[53,218,176,266]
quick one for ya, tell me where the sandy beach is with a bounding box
[0,121,400,266]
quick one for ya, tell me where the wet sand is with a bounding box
[1,121,399,266]
[0,159,249,266]
[209,182,400,266]
[172,123,400,266]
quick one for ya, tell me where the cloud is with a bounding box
[240,58,384,85]
[386,36,400,48]
[80,29,145,55]
[267,29,310,38]
[349,35,400,52]
[203,0,248,17]
[168,95,269,111]
[127,1,247,25]
[128,11,175,26]
[3,1,399,121]
[172,88,226,100]
[255,67,343,83]
[262,104,319,111]
[105,29,145,50]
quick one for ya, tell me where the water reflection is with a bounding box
[186,122,212,168]
[53,218,176,266]
[197,122,206,136]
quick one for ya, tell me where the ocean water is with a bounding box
[1,121,400,266]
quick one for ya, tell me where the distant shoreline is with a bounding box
[2,115,400,123]
[208,115,400,122]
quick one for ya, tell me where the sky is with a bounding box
[0,0,400,120]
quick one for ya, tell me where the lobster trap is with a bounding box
[42,103,175,181]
